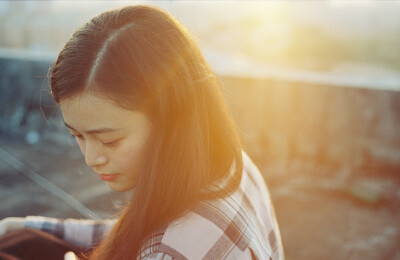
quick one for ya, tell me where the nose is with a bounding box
[83,141,107,167]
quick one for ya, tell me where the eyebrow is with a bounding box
[64,122,120,134]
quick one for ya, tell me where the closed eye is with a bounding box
[70,133,121,147]
[71,134,84,140]
[102,138,122,147]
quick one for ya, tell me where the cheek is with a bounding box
[111,142,146,171]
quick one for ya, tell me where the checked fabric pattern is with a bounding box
[25,151,284,260]
[138,152,284,260]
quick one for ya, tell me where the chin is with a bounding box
[108,182,135,192]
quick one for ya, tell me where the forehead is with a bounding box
[59,93,149,131]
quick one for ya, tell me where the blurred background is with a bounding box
[0,1,399,259]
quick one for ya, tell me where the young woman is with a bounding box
[0,5,284,260]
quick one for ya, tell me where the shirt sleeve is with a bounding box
[24,216,116,249]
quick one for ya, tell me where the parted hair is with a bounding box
[50,5,243,259]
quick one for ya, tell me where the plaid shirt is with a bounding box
[25,151,284,260]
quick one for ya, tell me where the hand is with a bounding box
[0,217,25,237]
[64,251,78,260]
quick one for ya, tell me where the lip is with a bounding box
[98,174,119,181]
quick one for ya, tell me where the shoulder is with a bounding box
[139,198,252,260]
[139,151,284,260]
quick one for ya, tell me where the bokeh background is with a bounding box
[0,1,399,259]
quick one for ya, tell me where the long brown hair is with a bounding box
[50,5,243,259]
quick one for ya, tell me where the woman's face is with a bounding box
[59,92,151,192]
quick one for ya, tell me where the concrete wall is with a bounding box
[220,77,400,178]
[1,56,399,178]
